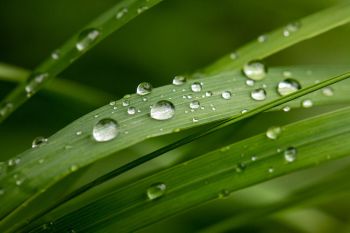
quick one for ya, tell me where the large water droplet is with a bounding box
[284,147,297,163]
[172,76,186,85]
[127,106,136,115]
[251,88,267,101]
[92,118,119,142]
[150,100,175,120]
[25,72,49,97]
[191,82,202,92]
[266,126,282,140]
[147,183,166,200]
[283,22,301,37]
[221,91,232,100]
[242,60,267,81]
[76,28,101,51]
[277,78,301,96]
[137,82,152,95]
[189,100,200,109]
[32,136,48,148]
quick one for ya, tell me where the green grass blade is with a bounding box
[0,66,349,232]
[204,2,350,74]
[28,106,350,233]
[0,63,114,107]
[199,167,350,233]
[0,0,163,123]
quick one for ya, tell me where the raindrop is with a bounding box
[242,60,267,81]
[137,82,152,95]
[25,72,49,97]
[282,71,292,78]
[257,34,268,43]
[150,100,175,120]
[32,136,48,148]
[302,99,313,108]
[205,91,213,97]
[51,50,60,60]
[109,101,116,106]
[283,22,301,37]
[191,82,202,92]
[221,91,232,100]
[282,106,291,112]
[127,106,136,115]
[147,183,166,200]
[122,99,129,107]
[266,126,282,140]
[268,167,274,174]
[172,76,186,85]
[322,87,334,97]
[277,78,301,96]
[241,109,248,114]
[251,88,267,101]
[0,188,4,195]
[92,118,119,142]
[189,100,200,109]
[192,117,199,123]
[76,28,100,51]
[245,79,255,86]
[235,163,246,173]
[116,8,128,19]
[284,147,297,163]
[230,52,238,60]
[8,157,21,167]
[137,6,148,14]
[0,102,13,118]
[76,131,82,136]
[69,165,78,172]
[218,189,231,199]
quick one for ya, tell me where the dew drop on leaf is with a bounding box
[230,52,238,60]
[242,60,267,81]
[189,100,200,109]
[116,8,128,19]
[137,82,152,95]
[51,50,60,60]
[32,136,48,148]
[25,72,49,97]
[127,106,136,115]
[221,91,232,100]
[266,126,282,140]
[322,87,334,97]
[150,100,175,120]
[301,99,313,108]
[284,147,297,163]
[172,76,186,85]
[205,91,213,97]
[147,183,166,200]
[283,22,301,37]
[282,106,291,112]
[191,82,202,92]
[245,79,255,86]
[92,118,119,142]
[76,28,101,51]
[257,34,268,43]
[251,88,267,101]
[277,79,301,96]
[0,102,13,118]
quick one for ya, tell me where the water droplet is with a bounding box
[251,88,267,101]
[257,34,268,43]
[218,189,231,199]
[277,79,301,96]
[127,106,136,115]
[109,101,116,106]
[92,118,119,142]
[284,147,297,163]
[241,109,248,114]
[137,6,148,14]
[32,136,48,148]
[8,157,21,167]
[235,163,246,173]
[0,188,5,195]
[192,117,199,123]
[302,99,313,108]
[282,71,292,77]
[14,173,25,186]
[283,22,301,37]
[245,79,255,86]
[282,106,291,112]
[205,91,213,97]
[266,126,282,140]
[69,164,78,172]
[0,102,13,118]
[251,156,257,161]
[191,82,202,92]
[189,100,200,109]
[268,167,274,173]
[25,72,49,97]
[51,50,60,60]
[230,52,238,60]
[76,131,82,136]
[147,183,166,200]
[172,76,186,85]
[150,100,175,120]
[221,91,232,100]
[116,8,128,19]
[242,60,267,81]
[137,82,152,95]
[122,99,130,107]
[322,87,334,97]
[76,28,100,51]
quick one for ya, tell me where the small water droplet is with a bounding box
[266,126,282,140]
[191,82,202,92]
[92,118,119,142]
[242,60,267,81]
[230,52,238,60]
[189,100,200,109]
[192,117,199,123]
[268,167,274,173]
[122,99,130,107]
[0,102,13,118]
[69,164,78,172]
[277,79,301,96]
[284,147,297,163]
[221,91,232,100]
[147,183,166,200]
[116,8,128,19]
[322,87,334,97]
[282,71,292,77]
[241,109,248,114]
[283,22,301,37]
[235,163,246,173]
[0,188,5,195]
[245,79,255,86]
[51,50,60,60]
[302,99,313,108]
[137,82,152,95]
[251,156,257,161]
[127,106,136,115]
[251,88,267,101]
[172,76,186,85]
[150,100,175,120]
[257,34,268,43]
[218,189,231,199]
[137,6,148,14]
[76,28,100,51]
[32,136,48,148]
[76,131,82,136]
[205,91,213,97]
[8,157,21,167]
[25,72,49,97]
[282,106,291,112]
